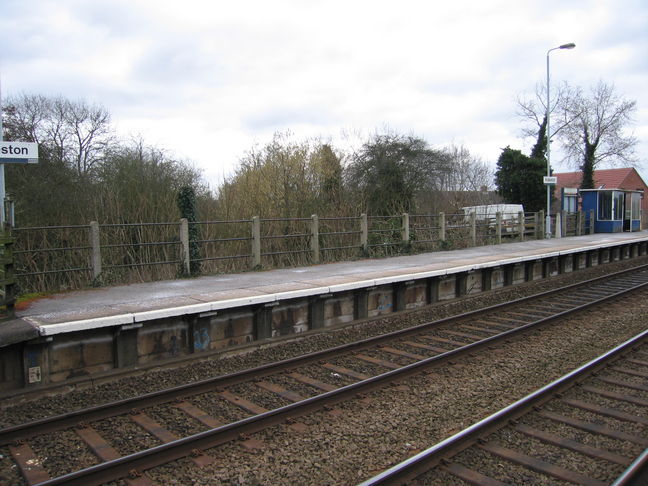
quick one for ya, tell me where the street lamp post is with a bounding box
[545,42,575,238]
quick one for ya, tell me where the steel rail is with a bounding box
[19,270,648,486]
[3,264,648,446]
[357,328,648,486]
[612,449,648,486]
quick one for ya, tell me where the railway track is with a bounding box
[359,329,648,486]
[3,264,648,486]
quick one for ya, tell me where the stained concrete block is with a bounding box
[491,267,506,289]
[49,330,113,382]
[573,253,587,270]
[195,310,254,351]
[0,344,24,391]
[368,285,394,316]
[405,282,427,309]
[600,249,610,263]
[466,272,482,295]
[560,255,573,273]
[137,319,189,364]
[271,301,309,336]
[324,292,355,327]
[438,276,456,301]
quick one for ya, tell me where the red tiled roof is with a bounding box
[554,168,644,192]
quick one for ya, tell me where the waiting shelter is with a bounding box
[581,188,642,233]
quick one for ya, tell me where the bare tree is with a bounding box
[561,81,637,188]
[516,81,579,159]
[440,144,493,191]
[65,99,113,175]
[3,94,113,175]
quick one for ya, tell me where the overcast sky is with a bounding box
[1,0,647,188]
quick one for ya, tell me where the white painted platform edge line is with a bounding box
[133,302,213,322]
[39,314,135,336]
[372,269,449,287]
[327,279,378,292]
[209,294,276,311]
[269,286,332,301]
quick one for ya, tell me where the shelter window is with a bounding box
[598,191,613,220]
[613,191,623,220]
[631,193,641,219]
[563,195,578,213]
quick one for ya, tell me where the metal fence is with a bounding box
[10,210,592,295]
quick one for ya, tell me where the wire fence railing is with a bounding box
[10,210,593,295]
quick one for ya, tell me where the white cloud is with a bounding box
[1,0,647,186]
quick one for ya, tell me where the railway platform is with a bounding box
[2,231,648,392]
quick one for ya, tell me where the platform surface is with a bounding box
[10,231,648,337]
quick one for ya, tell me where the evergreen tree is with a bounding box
[530,115,547,160]
[579,127,596,189]
[495,147,546,212]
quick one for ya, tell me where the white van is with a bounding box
[461,204,524,232]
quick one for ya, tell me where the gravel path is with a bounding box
[1,258,647,486]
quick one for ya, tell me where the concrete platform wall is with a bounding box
[2,240,647,393]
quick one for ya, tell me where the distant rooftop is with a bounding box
[554,168,646,191]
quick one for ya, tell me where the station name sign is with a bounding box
[0,141,39,164]
[543,176,557,185]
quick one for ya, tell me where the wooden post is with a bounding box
[180,218,190,275]
[538,210,545,239]
[89,221,102,281]
[252,216,261,268]
[401,213,410,246]
[360,213,368,254]
[470,211,476,246]
[311,214,320,264]
[496,212,502,244]
[439,212,446,242]
[1,232,15,318]
[576,211,582,236]
[518,211,525,241]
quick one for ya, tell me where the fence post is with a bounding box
[518,211,525,241]
[360,213,368,254]
[538,210,545,239]
[180,218,190,275]
[252,216,261,268]
[89,221,102,281]
[562,210,567,237]
[311,214,320,264]
[496,212,502,244]
[470,211,476,246]
[1,232,15,319]
[555,212,562,238]
[589,209,595,234]
[401,213,410,243]
[576,211,582,236]
[439,212,446,242]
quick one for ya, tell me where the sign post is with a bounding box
[0,83,40,226]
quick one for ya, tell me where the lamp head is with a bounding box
[560,43,576,49]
